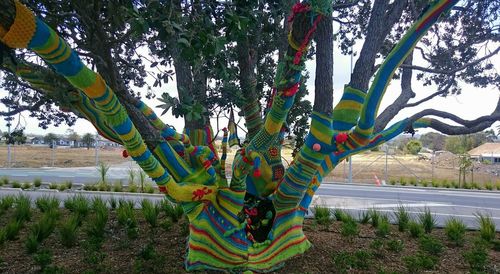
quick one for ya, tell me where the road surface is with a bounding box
[1,166,500,229]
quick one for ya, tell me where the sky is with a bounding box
[0,25,499,138]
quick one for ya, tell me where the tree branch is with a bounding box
[403,77,454,108]
[400,46,500,75]
[0,100,45,116]
[332,0,362,10]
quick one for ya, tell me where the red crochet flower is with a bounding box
[335,133,348,143]
[122,150,129,158]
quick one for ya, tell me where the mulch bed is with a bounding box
[1,209,499,274]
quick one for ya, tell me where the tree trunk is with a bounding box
[313,16,334,115]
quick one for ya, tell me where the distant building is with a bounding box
[468,143,500,164]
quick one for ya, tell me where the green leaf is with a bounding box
[177,38,190,47]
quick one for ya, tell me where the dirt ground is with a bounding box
[0,207,499,274]
[1,145,499,184]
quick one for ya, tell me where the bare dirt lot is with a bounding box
[1,145,499,184]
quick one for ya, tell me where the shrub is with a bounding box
[21,182,31,190]
[65,181,73,189]
[419,235,443,256]
[128,181,138,193]
[340,218,359,239]
[31,211,59,242]
[485,182,494,191]
[0,176,9,185]
[0,230,5,245]
[57,184,67,191]
[64,195,90,218]
[14,195,32,222]
[11,181,21,188]
[399,177,407,186]
[463,240,489,272]
[161,199,184,222]
[387,239,404,252]
[161,219,172,232]
[314,206,332,226]
[492,239,500,252]
[332,250,372,271]
[108,197,117,209]
[333,208,348,222]
[97,162,110,184]
[33,249,53,272]
[389,178,396,185]
[86,205,108,240]
[141,200,160,228]
[476,213,496,242]
[59,215,79,248]
[404,252,438,272]
[4,220,22,240]
[25,233,39,254]
[408,221,424,238]
[144,182,155,194]
[358,211,370,224]
[421,181,429,187]
[463,182,471,189]
[431,180,440,188]
[113,180,123,192]
[471,182,481,190]
[409,178,418,186]
[394,205,410,232]
[36,196,59,213]
[451,180,459,188]
[48,183,58,190]
[405,140,422,155]
[0,195,15,215]
[442,180,451,188]
[376,216,391,238]
[418,207,436,233]
[496,181,500,190]
[97,181,111,192]
[368,208,381,228]
[444,218,467,246]
[117,200,137,235]
[33,178,42,187]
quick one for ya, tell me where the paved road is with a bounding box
[1,166,500,229]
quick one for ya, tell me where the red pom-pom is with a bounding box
[312,143,321,152]
[335,133,348,143]
[253,169,261,178]
[122,150,129,158]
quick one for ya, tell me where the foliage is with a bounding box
[314,206,332,226]
[333,208,348,222]
[81,133,95,149]
[368,208,382,228]
[387,239,404,253]
[161,199,184,223]
[59,215,79,248]
[4,220,22,240]
[463,240,490,272]
[33,177,42,187]
[357,211,370,224]
[64,195,90,218]
[35,196,59,213]
[444,218,467,246]
[96,162,110,184]
[141,199,160,228]
[394,205,410,232]
[340,218,359,239]
[419,132,445,151]
[476,213,496,242]
[376,216,391,238]
[14,195,32,222]
[419,235,443,256]
[408,221,424,238]
[405,140,422,155]
[2,128,27,145]
[332,250,372,272]
[403,252,438,272]
[418,207,436,234]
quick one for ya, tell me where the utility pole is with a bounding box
[51,140,55,167]
[385,145,388,184]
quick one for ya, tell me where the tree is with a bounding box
[66,129,80,148]
[0,0,498,272]
[43,133,58,147]
[81,133,95,150]
[2,127,26,145]
[420,132,446,151]
[406,139,422,155]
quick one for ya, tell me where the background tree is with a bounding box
[66,129,80,148]
[405,139,422,155]
[2,127,26,145]
[43,133,58,147]
[420,132,446,151]
[81,133,95,150]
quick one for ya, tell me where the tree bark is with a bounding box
[348,0,407,92]
[313,16,334,115]
[374,52,415,132]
